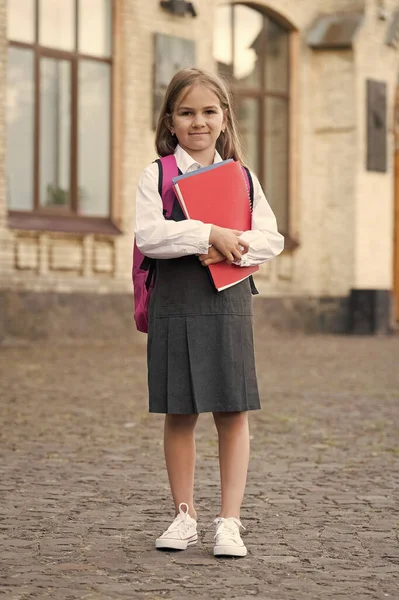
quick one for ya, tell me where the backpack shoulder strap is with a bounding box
[159,154,178,195]
[241,166,254,211]
[240,165,259,296]
[154,158,163,197]
[154,155,179,219]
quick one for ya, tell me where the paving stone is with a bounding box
[0,334,398,599]
[260,556,300,564]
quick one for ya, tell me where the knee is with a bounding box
[213,411,248,432]
[165,414,198,431]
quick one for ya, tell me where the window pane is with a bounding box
[237,96,260,174]
[265,97,289,232]
[265,18,289,94]
[8,0,35,42]
[79,0,112,57]
[6,48,35,210]
[40,58,71,209]
[214,5,233,80]
[39,0,75,50]
[78,61,110,217]
[234,5,263,88]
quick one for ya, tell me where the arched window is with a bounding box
[214,3,292,236]
[7,0,114,229]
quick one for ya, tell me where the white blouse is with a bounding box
[134,145,284,266]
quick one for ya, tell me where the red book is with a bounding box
[172,160,259,291]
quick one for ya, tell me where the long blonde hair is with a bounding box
[155,68,245,163]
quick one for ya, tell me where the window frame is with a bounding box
[7,0,121,235]
[220,2,299,250]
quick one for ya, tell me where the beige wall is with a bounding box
[234,0,398,298]
[354,1,398,289]
[0,0,397,303]
[238,0,361,298]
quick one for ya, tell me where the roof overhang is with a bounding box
[386,9,399,48]
[307,12,364,50]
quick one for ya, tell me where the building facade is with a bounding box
[0,0,398,339]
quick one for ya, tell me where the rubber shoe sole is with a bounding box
[156,533,198,550]
[214,544,247,557]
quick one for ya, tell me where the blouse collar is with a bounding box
[174,144,223,173]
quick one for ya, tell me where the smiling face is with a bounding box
[170,83,227,165]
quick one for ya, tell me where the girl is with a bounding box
[135,68,284,557]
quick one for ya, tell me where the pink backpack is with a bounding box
[132,155,255,333]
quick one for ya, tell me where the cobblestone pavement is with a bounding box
[0,330,399,600]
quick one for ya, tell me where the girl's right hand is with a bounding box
[209,225,250,264]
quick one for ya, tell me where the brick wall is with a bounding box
[0,0,216,296]
[119,0,216,290]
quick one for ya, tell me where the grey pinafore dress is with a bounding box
[147,199,260,415]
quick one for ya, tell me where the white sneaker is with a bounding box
[155,503,198,550]
[213,517,247,557]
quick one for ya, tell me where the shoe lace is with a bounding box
[214,517,245,540]
[166,502,193,535]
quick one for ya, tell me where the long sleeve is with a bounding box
[235,171,284,266]
[135,163,212,259]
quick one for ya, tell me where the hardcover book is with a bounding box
[172,160,259,291]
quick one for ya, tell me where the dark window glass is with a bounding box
[265,19,289,94]
[78,61,111,216]
[6,1,113,219]
[265,97,289,229]
[214,3,290,233]
[40,58,71,208]
[237,97,260,174]
[7,47,35,210]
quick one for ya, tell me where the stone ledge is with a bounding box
[0,291,137,343]
[253,295,349,335]
[0,291,355,343]
[0,290,394,342]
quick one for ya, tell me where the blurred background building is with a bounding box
[0,0,398,339]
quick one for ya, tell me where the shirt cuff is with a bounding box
[233,254,251,267]
[197,223,212,255]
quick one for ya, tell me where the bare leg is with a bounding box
[213,411,250,518]
[164,414,199,519]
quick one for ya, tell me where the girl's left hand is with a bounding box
[199,246,226,266]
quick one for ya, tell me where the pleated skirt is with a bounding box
[147,255,260,414]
